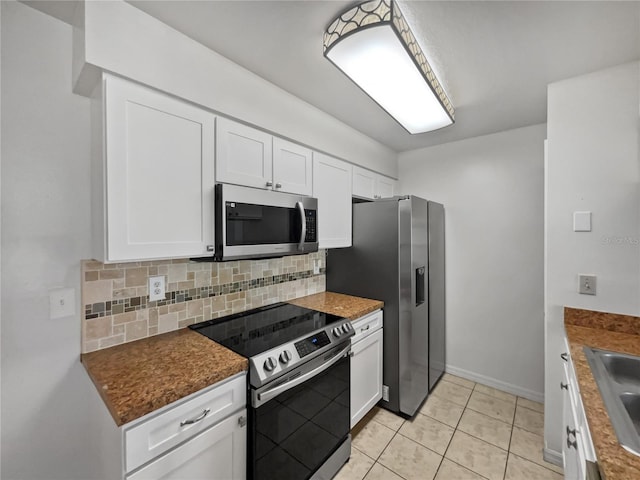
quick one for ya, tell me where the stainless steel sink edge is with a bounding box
[583,347,640,457]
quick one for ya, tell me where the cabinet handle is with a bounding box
[566,425,577,437]
[561,352,568,362]
[275,183,282,189]
[360,325,371,333]
[560,382,568,390]
[566,436,578,450]
[238,415,247,427]
[180,408,210,427]
[266,181,273,187]
[206,245,214,252]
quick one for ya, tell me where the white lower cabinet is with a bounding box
[126,411,246,480]
[350,310,383,427]
[561,336,597,480]
[90,373,247,480]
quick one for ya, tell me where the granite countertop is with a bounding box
[564,307,640,479]
[289,291,384,320]
[81,329,248,426]
[82,291,382,427]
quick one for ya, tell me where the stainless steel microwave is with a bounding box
[213,183,318,261]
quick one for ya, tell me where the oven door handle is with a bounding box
[296,201,306,251]
[255,344,350,407]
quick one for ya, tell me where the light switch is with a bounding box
[573,211,592,232]
[579,274,597,295]
[50,288,75,319]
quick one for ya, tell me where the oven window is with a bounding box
[226,202,301,245]
[250,354,350,480]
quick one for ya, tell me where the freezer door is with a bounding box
[428,201,445,391]
[398,197,429,416]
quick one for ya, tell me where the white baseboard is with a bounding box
[445,365,544,403]
[543,448,563,467]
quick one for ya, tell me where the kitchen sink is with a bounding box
[583,347,640,456]
[598,352,640,388]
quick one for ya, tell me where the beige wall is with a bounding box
[398,124,547,401]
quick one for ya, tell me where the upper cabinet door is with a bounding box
[272,137,313,196]
[352,166,376,200]
[102,75,215,262]
[376,176,396,199]
[313,153,352,249]
[352,165,396,200]
[216,117,273,190]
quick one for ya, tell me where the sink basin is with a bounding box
[598,352,640,387]
[583,347,640,456]
[620,393,640,436]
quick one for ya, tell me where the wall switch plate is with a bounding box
[149,276,166,301]
[579,274,597,295]
[573,211,592,232]
[49,288,75,319]
[313,259,320,275]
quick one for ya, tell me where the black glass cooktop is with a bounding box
[189,302,344,358]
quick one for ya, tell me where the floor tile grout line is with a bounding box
[502,416,516,480]
[508,452,564,477]
[444,458,493,480]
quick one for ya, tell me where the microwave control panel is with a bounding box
[305,210,317,242]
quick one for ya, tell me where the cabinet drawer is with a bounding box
[126,409,247,480]
[351,310,383,342]
[125,374,246,473]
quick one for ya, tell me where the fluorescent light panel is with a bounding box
[324,0,454,134]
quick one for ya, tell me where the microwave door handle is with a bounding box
[296,201,306,251]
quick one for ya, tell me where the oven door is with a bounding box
[215,183,318,261]
[249,342,351,480]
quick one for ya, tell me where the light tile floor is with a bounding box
[335,374,563,480]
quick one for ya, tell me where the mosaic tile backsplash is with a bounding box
[81,251,326,353]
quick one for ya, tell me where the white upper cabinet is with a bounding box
[216,118,312,195]
[215,117,273,190]
[376,175,396,199]
[312,153,352,249]
[95,74,215,262]
[352,165,397,200]
[272,137,313,196]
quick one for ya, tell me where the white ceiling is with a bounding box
[24,1,640,152]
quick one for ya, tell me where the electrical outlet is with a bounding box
[579,274,597,295]
[149,276,166,301]
[382,385,390,402]
[313,259,320,275]
[49,288,75,319]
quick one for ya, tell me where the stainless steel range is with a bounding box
[190,302,354,480]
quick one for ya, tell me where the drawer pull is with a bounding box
[180,408,210,427]
[561,352,568,362]
[360,325,371,333]
[560,382,568,390]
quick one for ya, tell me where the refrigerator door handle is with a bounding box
[416,266,425,306]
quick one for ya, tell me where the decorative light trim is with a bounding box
[323,0,454,132]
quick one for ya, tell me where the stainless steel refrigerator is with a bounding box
[327,196,445,417]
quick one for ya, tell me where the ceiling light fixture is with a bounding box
[323,0,454,134]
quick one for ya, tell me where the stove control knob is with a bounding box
[341,323,350,334]
[332,327,342,337]
[263,357,277,372]
[279,350,292,364]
